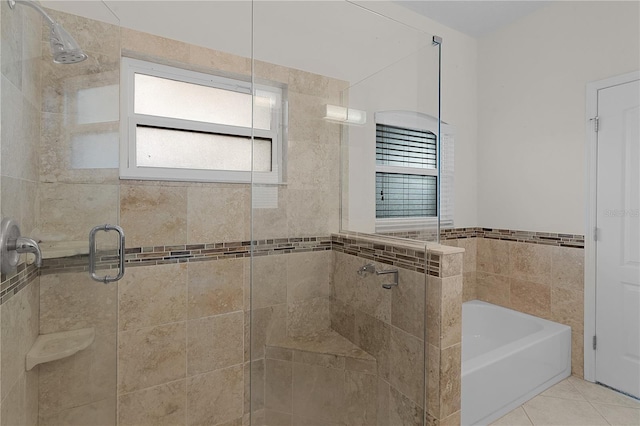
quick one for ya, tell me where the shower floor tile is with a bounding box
[490,377,640,426]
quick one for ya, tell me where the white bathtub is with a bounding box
[461,300,571,425]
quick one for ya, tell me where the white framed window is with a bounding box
[120,57,284,183]
[374,111,454,232]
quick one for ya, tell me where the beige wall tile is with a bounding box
[187,186,250,243]
[245,360,265,414]
[426,343,440,418]
[118,380,186,426]
[1,371,26,426]
[389,326,424,408]
[40,272,117,336]
[457,238,477,275]
[251,186,288,240]
[291,362,345,424]
[353,261,393,323]
[287,140,340,191]
[187,311,243,376]
[120,185,188,247]
[377,378,390,426]
[440,275,463,349]
[265,358,292,414]
[121,28,190,63]
[251,304,287,359]
[329,297,356,342]
[439,343,461,419]
[37,182,118,242]
[476,272,510,307]
[45,8,120,58]
[118,322,186,394]
[331,251,360,306]
[388,386,423,426]
[462,271,478,302]
[287,297,330,337]
[441,252,463,278]
[476,238,510,275]
[426,276,442,348]
[509,242,552,284]
[510,278,551,318]
[250,255,287,310]
[1,278,39,401]
[551,246,585,293]
[254,61,290,85]
[391,268,425,339]
[286,251,331,303]
[355,310,390,381]
[188,258,243,319]
[293,350,344,370]
[285,188,339,238]
[571,330,584,378]
[551,287,584,332]
[187,365,244,426]
[188,45,251,75]
[264,410,292,426]
[119,263,187,331]
[1,1,24,88]
[39,399,116,426]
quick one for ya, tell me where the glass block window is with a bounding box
[120,57,284,183]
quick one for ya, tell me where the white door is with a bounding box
[595,78,640,398]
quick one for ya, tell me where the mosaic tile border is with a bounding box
[440,227,585,248]
[331,235,441,276]
[384,227,584,248]
[0,262,39,305]
[41,236,333,275]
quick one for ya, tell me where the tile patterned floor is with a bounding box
[490,376,640,426]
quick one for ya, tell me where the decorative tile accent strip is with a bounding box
[41,237,333,275]
[40,234,446,278]
[441,227,585,248]
[331,234,441,276]
[0,262,39,305]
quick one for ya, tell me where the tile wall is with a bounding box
[442,228,585,378]
[0,2,43,425]
[330,234,464,425]
[30,8,347,425]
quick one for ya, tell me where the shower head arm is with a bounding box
[8,0,56,27]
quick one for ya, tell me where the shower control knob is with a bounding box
[0,218,42,275]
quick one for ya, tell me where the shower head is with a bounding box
[8,0,87,64]
[49,22,88,64]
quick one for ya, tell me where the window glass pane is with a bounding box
[134,74,272,131]
[136,126,272,172]
[376,124,437,169]
[376,172,437,218]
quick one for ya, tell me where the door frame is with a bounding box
[584,70,640,382]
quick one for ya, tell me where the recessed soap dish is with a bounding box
[26,327,95,371]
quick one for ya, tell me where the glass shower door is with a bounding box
[249,2,441,424]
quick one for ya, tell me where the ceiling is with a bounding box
[394,1,551,38]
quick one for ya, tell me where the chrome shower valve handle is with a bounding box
[0,218,42,274]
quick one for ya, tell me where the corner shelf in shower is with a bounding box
[25,327,95,371]
[40,241,89,259]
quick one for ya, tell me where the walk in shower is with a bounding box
[0,1,458,425]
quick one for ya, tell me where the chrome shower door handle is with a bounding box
[89,224,125,284]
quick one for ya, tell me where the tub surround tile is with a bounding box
[509,242,553,285]
[510,278,551,318]
[440,275,463,349]
[476,272,510,307]
[439,344,462,418]
[477,238,511,275]
[389,386,423,426]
